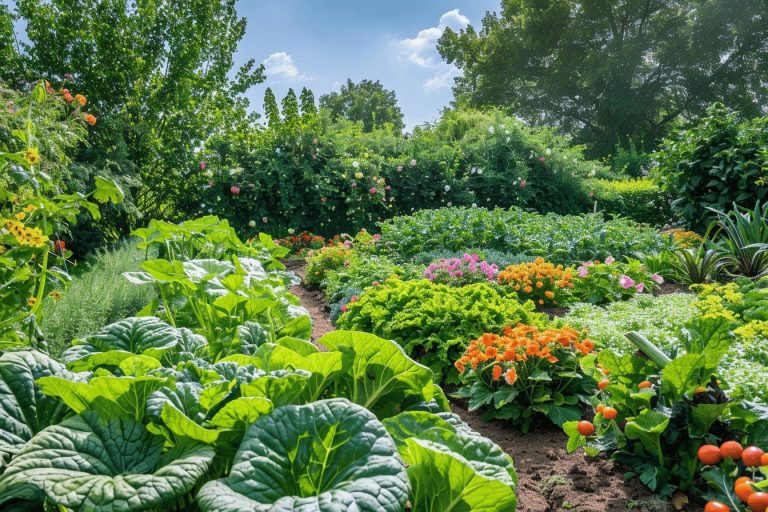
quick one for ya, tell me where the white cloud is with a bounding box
[263,52,311,82]
[394,9,469,91]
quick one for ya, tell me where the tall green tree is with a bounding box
[438,0,768,157]
[0,5,21,80]
[9,0,264,220]
[263,87,281,128]
[319,78,404,132]
[299,87,316,117]
[281,88,300,124]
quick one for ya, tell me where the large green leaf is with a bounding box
[318,331,434,417]
[624,409,670,462]
[384,410,517,492]
[37,375,167,422]
[147,382,225,445]
[404,437,517,511]
[0,351,75,470]
[660,353,719,400]
[63,317,181,371]
[196,399,408,512]
[0,413,214,511]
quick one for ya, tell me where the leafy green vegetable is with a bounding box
[0,413,214,511]
[196,399,408,512]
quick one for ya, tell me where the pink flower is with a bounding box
[320,197,327,203]
[340,304,348,313]
[350,295,359,303]
[651,273,664,284]
[385,185,392,191]
[372,281,379,287]
[230,186,240,195]
[369,187,377,195]
[372,234,381,241]
[604,256,615,265]
[410,159,417,167]
[539,156,546,163]
[577,266,589,278]
[519,179,526,188]
[343,260,350,267]
[199,161,207,170]
[619,275,635,289]
[636,282,645,293]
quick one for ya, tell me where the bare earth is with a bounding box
[286,261,670,512]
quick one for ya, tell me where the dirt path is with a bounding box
[286,261,668,512]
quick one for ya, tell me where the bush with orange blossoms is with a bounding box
[497,257,574,308]
[453,323,598,431]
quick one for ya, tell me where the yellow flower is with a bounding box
[24,204,37,213]
[15,212,25,221]
[27,297,37,307]
[48,291,63,301]
[354,172,364,180]
[24,147,40,166]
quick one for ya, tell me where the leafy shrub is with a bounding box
[423,253,498,286]
[563,318,765,498]
[377,206,672,265]
[587,178,671,225]
[454,324,597,431]
[273,231,335,258]
[304,243,354,288]
[497,258,574,307]
[41,242,157,357]
[193,109,602,235]
[324,254,422,306]
[654,104,768,230]
[663,228,704,249]
[572,257,661,304]
[335,279,544,383]
[609,139,652,178]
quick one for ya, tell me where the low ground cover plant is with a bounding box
[335,278,544,383]
[453,324,597,431]
[377,206,672,265]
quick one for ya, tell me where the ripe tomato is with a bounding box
[595,404,605,413]
[697,444,722,465]
[762,453,768,466]
[598,380,609,391]
[748,492,768,512]
[721,441,744,460]
[704,501,731,512]
[743,446,765,467]
[737,476,754,487]
[577,421,595,436]
[736,481,755,502]
[638,380,652,389]
[602,406,618,420]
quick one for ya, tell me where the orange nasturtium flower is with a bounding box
[84,114,97,126]
[75,94,87,106]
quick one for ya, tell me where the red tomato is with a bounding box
[577,421,595,436]
[697,444,722,465]
[704,501,730,512]
[720,440,744,460]
[743,446,765,467]
[748,492,768,512]
[602,406,618,420]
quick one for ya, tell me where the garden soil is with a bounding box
[287,261,673,512]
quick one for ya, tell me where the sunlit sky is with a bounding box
[235,0,499,130]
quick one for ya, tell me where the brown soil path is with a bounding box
[286,261,671,512]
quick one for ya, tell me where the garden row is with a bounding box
[299,204,768,509]
[0,216,520,511]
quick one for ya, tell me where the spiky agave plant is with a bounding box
[706,201,768,278]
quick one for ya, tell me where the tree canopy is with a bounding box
[438,0,768,157]
[319,78,405,133]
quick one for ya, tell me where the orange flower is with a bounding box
[504,368,518,385]
[84,114,97,126]
[492,365,502,381]
[63,92,73,103]
[75,94,87,106]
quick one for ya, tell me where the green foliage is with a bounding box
[378,206,672,265]
[609,139,652,178]
[438,1,768,157]
[41,242,157,357]
[706,201,768,278]
[572,258,659,305]
[304,243,355,288]
[0,413,215,511]
[319,78,405,133]
[335,278,544,383]
[666,247,722,284]
[587,178,671,225]
[655,104,768,230]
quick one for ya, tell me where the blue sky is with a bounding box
[236,1,499,130]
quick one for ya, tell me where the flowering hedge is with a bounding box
[424,253,498,286]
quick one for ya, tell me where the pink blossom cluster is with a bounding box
[424,253,499,284]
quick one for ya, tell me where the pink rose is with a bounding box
[577,266,589,278]
[619,275,635,289]
[635,282,645,293]
[651,274,664,284]
[369,187,377,195]
[199,161,207,170]
[340,304,348,313]
[519,179,526,188]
